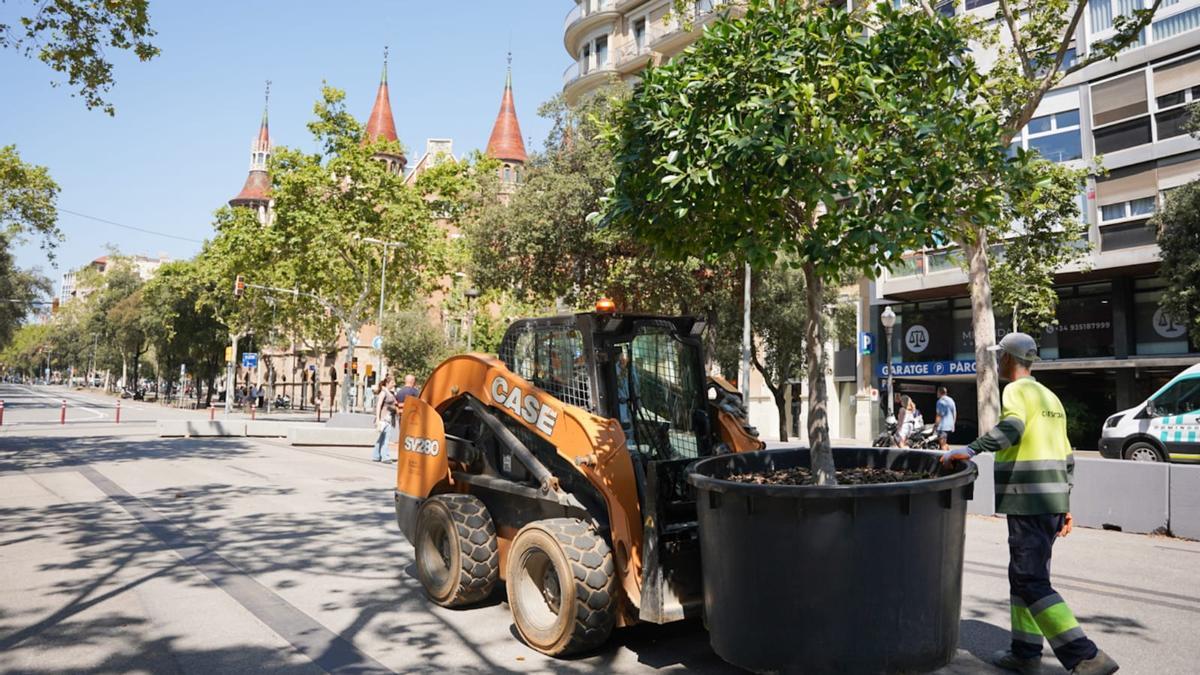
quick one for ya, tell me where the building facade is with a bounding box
[561,1,1200,445]
[849,1,1200,449]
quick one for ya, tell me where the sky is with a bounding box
[3,1,574,288]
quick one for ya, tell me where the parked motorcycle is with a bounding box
[273,393,291,410]
[872,416,942,450]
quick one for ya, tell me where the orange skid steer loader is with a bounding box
[392,306,762,655]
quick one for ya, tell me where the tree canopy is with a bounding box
[1,145,62,259]
[1,0,159,115]
[603,1,1014,482]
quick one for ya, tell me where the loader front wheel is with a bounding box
[507,518,615,656]
[414,494,498,607]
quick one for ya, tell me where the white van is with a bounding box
[1099,363,1200,462]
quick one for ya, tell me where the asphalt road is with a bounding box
[1,384,1197,674]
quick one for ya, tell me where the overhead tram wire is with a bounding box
[57,208,207,244]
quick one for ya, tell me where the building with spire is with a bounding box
[229,83,273,224]
[365,48,406,176]
[485,54,527,194]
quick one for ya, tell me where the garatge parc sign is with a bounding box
[876,360,977,378]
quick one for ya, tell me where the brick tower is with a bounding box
[486,53,527,193]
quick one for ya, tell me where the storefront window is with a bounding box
[1045,283,1114,359]
[1135,278,1198,355]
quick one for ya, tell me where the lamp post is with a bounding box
[464,288,480,352]
[357,235,407,376]
[881,305,897,419]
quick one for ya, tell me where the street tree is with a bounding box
[603,2,1013,483]
[1,145,62,259]
[0,233,51,349]
[380,311,451,381]
[990,159,1091,332]
[466,90,738,316]
[907,0,1163,430]
[1,0,159,114]
[211,86,446,411]
[0,322,53,379]
[141,259,231,405]
[1151,181,1200,345]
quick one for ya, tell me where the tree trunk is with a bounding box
[775,392,789,443]
[802,263,836,485]
[340,324,359,413]
[965,232,1001,432]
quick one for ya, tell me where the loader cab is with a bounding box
[497,309,715,622]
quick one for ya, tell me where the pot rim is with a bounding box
[687,447,978,499]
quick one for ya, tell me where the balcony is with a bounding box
[564,1,620,52]
[563,59,618,92]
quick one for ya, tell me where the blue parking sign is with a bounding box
[242,352,259,369]
[859,331,875,355]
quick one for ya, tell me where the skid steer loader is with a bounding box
[392,303,763,655]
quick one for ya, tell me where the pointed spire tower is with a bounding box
[486,52,527,188]
[365,47,406,175]
[230,81,273,224]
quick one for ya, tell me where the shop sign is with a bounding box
[877,360,977,378]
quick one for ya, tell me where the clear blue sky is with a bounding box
[4,1,573,287]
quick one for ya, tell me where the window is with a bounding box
[1017,109,1083,162]
[1153,54,1200,139]
[595,35,608,67]
[634,17,646,50]
[1150,377,1200,417]
[581,44,591,74]
[1090,69,1154,152]
[1153,6,1200,41]
[935,1,955,16]
[503,165,512,182]
[965,0,996,9]
[1099,197,1156,222]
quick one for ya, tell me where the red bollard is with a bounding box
[0,399,5,426]
[209,405,215,420]
[250,402,256,421]
[60,399,67,425]
[115,400,121,424]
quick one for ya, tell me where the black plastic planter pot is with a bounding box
[688,447,977,674]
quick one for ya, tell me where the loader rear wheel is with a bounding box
[507,518,616,656]
[414,494,498,607]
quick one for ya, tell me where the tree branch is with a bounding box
[998,0,1035,80]
[1062,0,1163,77]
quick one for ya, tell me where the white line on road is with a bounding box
[13,386,107,419]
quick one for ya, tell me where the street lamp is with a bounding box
[881,305,897,419]
[357,235,407,376]
[465,287,481,352]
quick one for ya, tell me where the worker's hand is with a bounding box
[940,449,972,467]
[1058,512,1074,538]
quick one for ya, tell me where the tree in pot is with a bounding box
[600,1,1016,483]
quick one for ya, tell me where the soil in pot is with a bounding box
[726,465,933,486]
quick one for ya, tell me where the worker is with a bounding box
[941,333,1118,675]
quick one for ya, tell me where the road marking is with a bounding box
[13,386,106,419]
[74,465,395,674]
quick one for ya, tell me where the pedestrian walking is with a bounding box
[935,385,956,451]
[371,374,396,463]
[895,395,916,447]
[395,374,420,418]
[941,333,1118,675]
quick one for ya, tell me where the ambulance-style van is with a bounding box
[1099,363,1200,462]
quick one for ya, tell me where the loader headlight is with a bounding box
[1105,414,1123,428]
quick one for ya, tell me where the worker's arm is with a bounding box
[941,385,1025,466]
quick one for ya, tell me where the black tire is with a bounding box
[507,518,616,656]
[1124,440,1166,462]
[414,494,498,607]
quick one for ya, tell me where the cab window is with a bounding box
[1150,377,1200,417]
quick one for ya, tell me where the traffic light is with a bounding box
[351,357,359,378]
[234,275,245,298]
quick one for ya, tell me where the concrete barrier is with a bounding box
[1070,458,1170,534]
[967,453,996,517]
[1169,464,1200,540]
[325,413,375,428]
[244,421,297,437]
[288,426,378,447]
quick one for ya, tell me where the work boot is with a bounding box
[990,649,1041,673]
[1072,650,1119,675]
